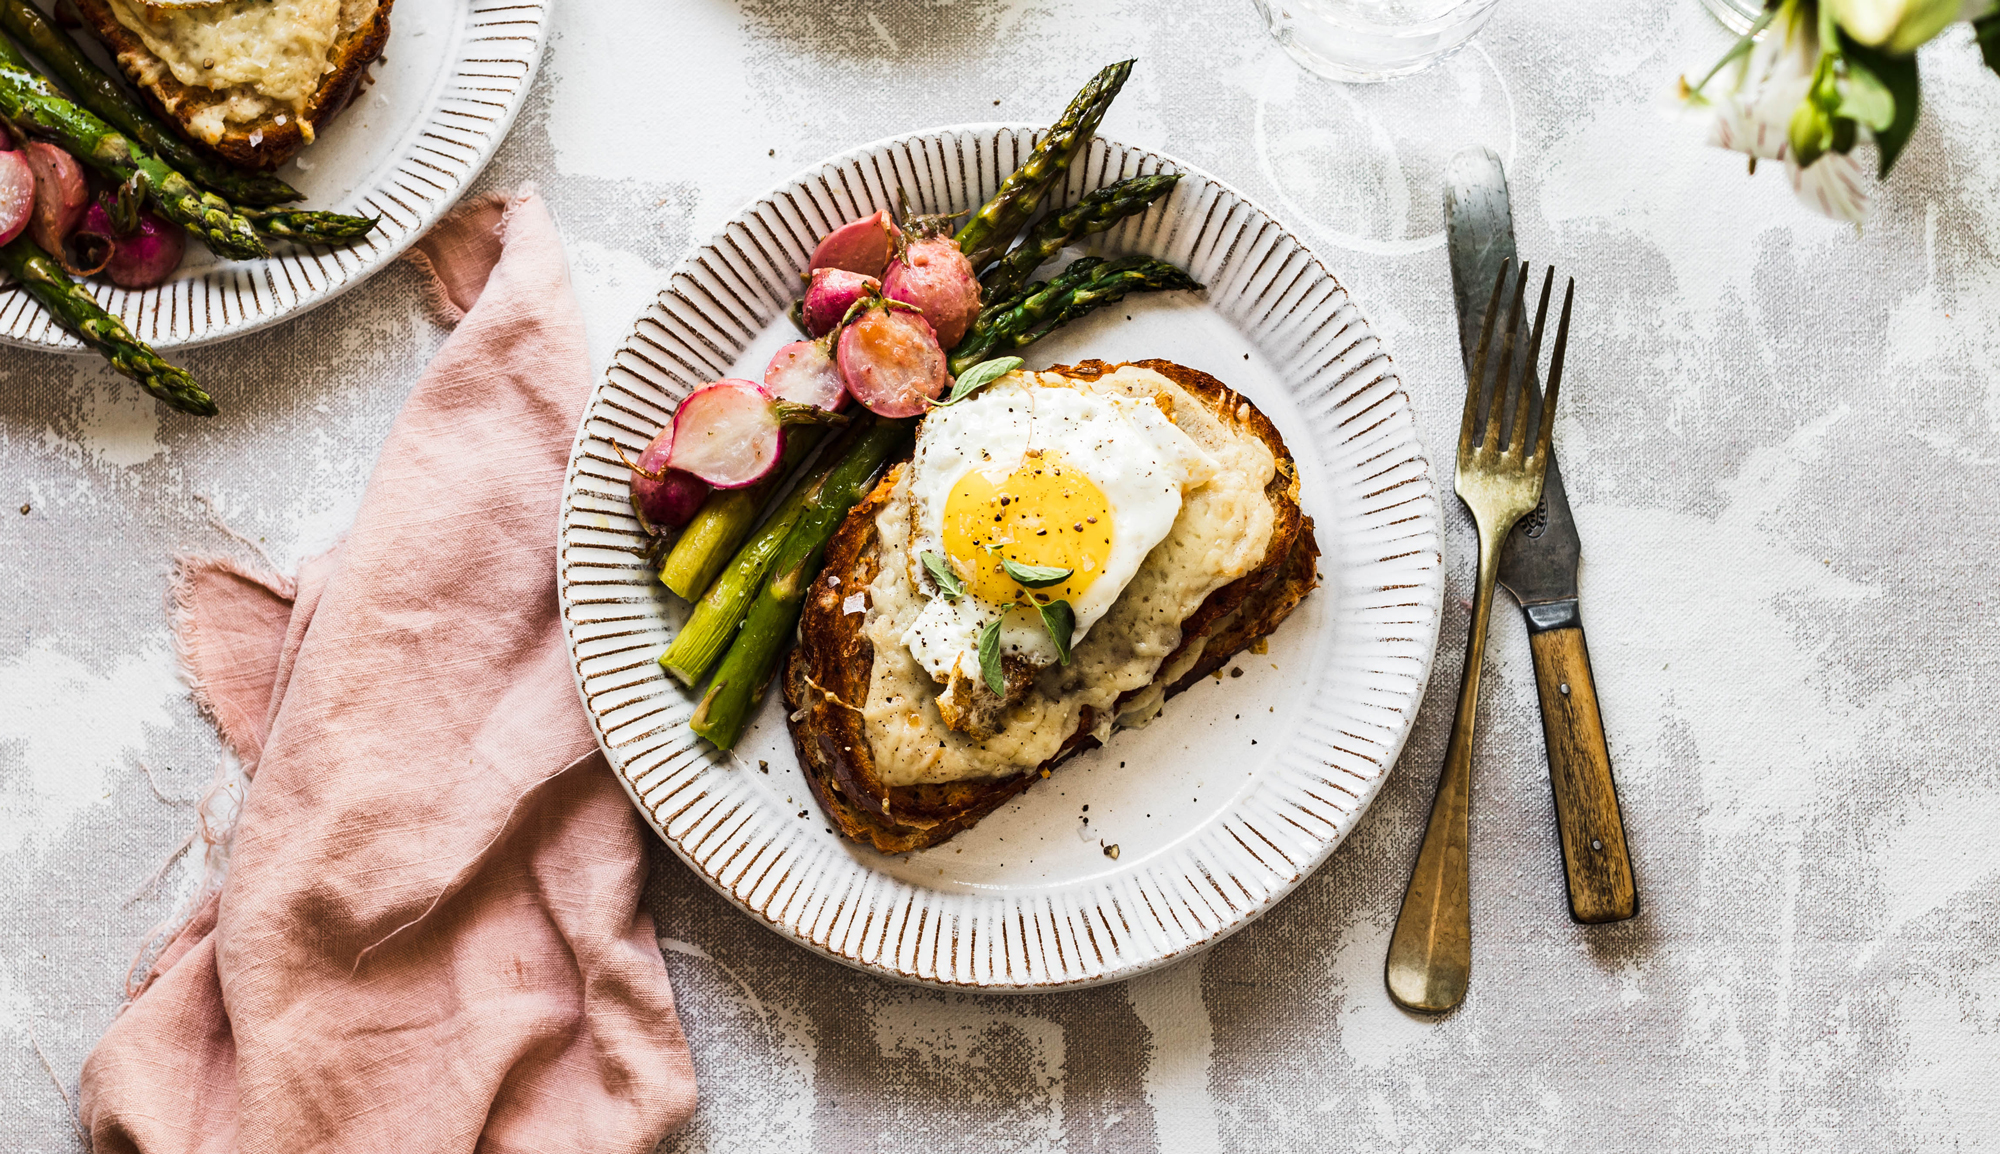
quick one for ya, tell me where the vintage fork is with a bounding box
[1386,260,1573,1015]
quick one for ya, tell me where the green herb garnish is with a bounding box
[978,617,1006,695]
[921,550,963,602]
[1001,557,1072,589]
[933,356,1024,408]
[1036,598,1076,666]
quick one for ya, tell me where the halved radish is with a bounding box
[808,209,900,277]
[628,425,710,529]
[837,305,950,418]
[764,336,846,410]
[0,151,31,248]
[666,378,849,488]
[23,142,87,256]
[666,379,788,489]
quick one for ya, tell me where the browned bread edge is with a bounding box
[73,0,394,171]
[784,358,1320,855]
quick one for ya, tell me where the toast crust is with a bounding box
[73,0,392,170]
[785,359,1320,854]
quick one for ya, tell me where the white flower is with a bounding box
[1789,148,1871,222]
[1694,1,1876,223]
[1705,4,1819,162]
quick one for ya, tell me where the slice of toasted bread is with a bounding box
[783,359,1320,855]
[72,0,392,171]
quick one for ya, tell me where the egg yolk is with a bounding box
[941,451,1113,606]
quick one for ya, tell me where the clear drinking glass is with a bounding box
[1250,0,1505,82]
[1697,0,1763,32]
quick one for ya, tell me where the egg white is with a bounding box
[898,375,1219,684]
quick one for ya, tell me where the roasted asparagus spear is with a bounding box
[0,235,213,415]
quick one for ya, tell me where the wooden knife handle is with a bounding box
[1525,621,1638,924]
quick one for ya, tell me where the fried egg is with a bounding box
[899,373,1219,684]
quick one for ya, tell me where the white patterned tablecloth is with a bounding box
[5,2,1998,1150]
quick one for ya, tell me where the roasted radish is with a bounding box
[627,424,711,530]
[802,267,878,337]
[109,216,185,288]
[837,303,950,418]
[807,209,900,277]
[666,378,846,489]
[884,234,981,349]
[763,336,847,411]
[23,142,86,256]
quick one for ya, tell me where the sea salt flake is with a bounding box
[842,592,866,616]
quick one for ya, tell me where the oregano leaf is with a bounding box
[1001,556,1072,589]
[978,617,1005,695]
[1036,599,1076,666]
[921,550,963,602]
[934,356,1024,407]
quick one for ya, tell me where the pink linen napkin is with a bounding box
[78,190,698,1154]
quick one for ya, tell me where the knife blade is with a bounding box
[1443,146,1637,925]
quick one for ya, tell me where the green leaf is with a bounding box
[921,550,963,602]
[934,356,1025,407]
[1001,557,1073,589]
[1840,32,1920,177]
[977,617,1005,695]
[1837,54,1896,132]
[1976,13,2000,78]
[1036,599,1075,666]
[1685,5,1776,99]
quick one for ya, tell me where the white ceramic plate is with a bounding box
[559,126,1445,990]
[0,0,549,353]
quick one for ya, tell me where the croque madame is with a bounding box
[73,0,391,170]
[784,358,1320,854]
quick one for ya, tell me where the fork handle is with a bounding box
[1385,525,1503,1015]
[1524,607,1637,924]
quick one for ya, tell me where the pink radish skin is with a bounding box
[666,379,787,489]
[630,425,710,529]
[23,143,87,256]
[883,235,981,350]
[802,267,878,337]
[82,200,186,289]
[808,209,900,277]
[763,337,847,411]
[0,151,31,247]
[836,306,950,418]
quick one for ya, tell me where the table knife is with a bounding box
[1443,147,1637,925]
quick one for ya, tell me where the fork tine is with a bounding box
[1534,275,1574,463]
[1461,261,1509,459]
[1484,261,1529,453]
[1510,265,1556,456]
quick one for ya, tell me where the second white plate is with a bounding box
[0,0,549,353]
[559,125,1444,990]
